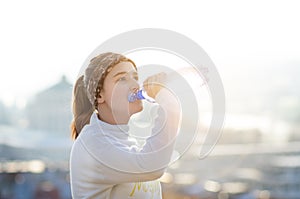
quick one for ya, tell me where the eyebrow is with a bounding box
[113,71,138,77]
[113,72,127,77]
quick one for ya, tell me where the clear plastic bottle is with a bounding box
[128,88,156,103]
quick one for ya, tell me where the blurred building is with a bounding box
[25,76,73,134]
[0,101,10,125]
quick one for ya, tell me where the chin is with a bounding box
[135,103,144,113]
[130,101,143,115]
[137,105,143,112]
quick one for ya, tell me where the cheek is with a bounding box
[110,85,129,103]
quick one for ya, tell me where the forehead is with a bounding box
[108,61,137,76]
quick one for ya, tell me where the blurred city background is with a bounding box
[1,0,300,199]
[1,61,300,199]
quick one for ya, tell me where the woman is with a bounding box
[70,52,180,198]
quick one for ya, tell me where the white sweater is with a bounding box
[70,89,180,199]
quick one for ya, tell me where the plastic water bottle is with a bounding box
[128,88,156,103]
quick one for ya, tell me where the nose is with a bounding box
[130,78,139,92]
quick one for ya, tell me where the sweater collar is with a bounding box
[90,112,130,139]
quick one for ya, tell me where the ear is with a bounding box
[97,91,105,104]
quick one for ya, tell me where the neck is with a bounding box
[97,107,130,125]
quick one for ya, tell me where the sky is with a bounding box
[0,0,299,108]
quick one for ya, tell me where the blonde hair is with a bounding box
[70,52,136,140]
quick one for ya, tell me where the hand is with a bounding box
[143,72,167,99]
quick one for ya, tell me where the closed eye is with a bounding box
[117,76,127,81]
[114,71,139,82]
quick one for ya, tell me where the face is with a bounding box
[97,61,143,124]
